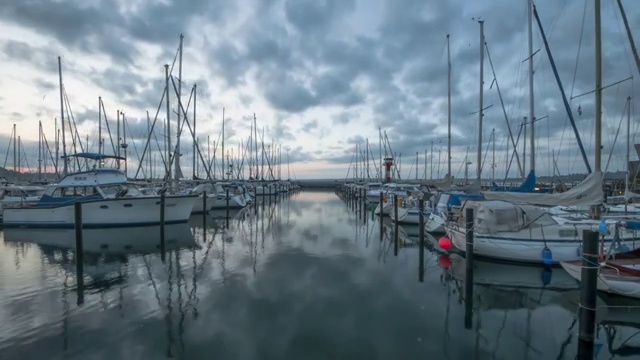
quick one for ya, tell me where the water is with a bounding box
[0,190,639,359]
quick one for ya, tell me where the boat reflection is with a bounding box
[3,223,197,254]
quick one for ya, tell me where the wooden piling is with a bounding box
[74,202,84,305]
[464,207,474,329]
[394,194,399,256]
[578,230,599,359]
[226,188,230,228]
[160,193,166,261]
[418,198,425,282]
[379,191,384,239]
[202,191,207,236]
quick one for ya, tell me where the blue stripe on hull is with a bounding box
[1,219,188,229]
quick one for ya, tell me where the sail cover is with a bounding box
[483,170,603,206]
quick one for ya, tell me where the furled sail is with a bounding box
[483,170,603,206]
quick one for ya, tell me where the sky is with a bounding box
[0,0,639,181]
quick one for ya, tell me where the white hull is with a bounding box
[392,207,429,225]
[2,195,197,229]
[449,225,640,265]
[209,194,246,209]
[425,212,446,233]
[561,261,640,299]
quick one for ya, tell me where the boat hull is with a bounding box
[449,225,640,265]
[561,261,640,299]
[425,212,446,233]
[2,195,197,229]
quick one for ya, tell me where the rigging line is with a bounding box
[611,0,635,76]
[571,0,589,100]
[604,98,628,174]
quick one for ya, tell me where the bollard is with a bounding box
[74,202,84,305]
[578,230,599,359]
[226,188,230,228]
[394,194,399,256]
[202,191,207,236]
[464,207,474,329]
[379,191,384,240]
[160,193,166,261]
[418,198,425,282]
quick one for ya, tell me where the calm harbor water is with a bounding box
[1,190,639,359]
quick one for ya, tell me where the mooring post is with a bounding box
[226,188,230,227]
[464,207,474,329]
[394,194,399,256]
[202,191,207,235]
[160,193,166,262]
[578,230,599,359]
[379,191,384,239]
[74,201,84,305]
[418,198,425,282]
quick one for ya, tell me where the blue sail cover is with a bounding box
[491,170,536,192]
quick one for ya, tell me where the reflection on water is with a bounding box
[1,190,639,359]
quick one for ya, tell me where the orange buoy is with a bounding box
[438,255,452,269]
[438,236,452,250]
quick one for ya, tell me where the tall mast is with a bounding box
[593,0,602,218]
[430,140,434,179]
[116,110,121,169]
[193,83,197,180]
[55,118,59,175]
[254,114,258,179]
[595,0,602,173]
[58,56,67,175]
[147,112,151,179]
[626,96,631,213]
[164,64,173,193]
[477,20,485,182]
[38,121,42,180]
[447,33,452,178]
[122,113,127,176]
[222,107,225,180]
[366,138,369,180]
[415,151,418,180]
[528,0,535,174]
[175,33,184,182]
[12,124,16,172]
[492,128,496,182]
[98,97,102,157]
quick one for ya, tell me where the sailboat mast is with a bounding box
[164,64,173,193]
[447,33,452,178]
[594,0,602,173]
[477,20,485,182]
[175,34,183,182]
[528,0,535,174]
[38,121,42,180]
[222,107,225,180]
[492,128,496,182]
[12,124,16,172]
[593,0,602,218]
[193,84,197,180]
[98,97,102,156]
[58,56,67,175]
[626,96,631,214]
[366,138,369,180]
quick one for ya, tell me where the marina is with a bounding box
[0,0,639,358]
[1,190,640,359]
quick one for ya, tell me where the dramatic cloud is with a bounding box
[0,0,638,179]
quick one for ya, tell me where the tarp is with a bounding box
[483,170,603,207]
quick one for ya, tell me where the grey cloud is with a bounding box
[301,119,318,133]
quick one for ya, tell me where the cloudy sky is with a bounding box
[0,0,638,181]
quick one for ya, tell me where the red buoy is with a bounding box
[438,236,452,250]
[438,255,451,269]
